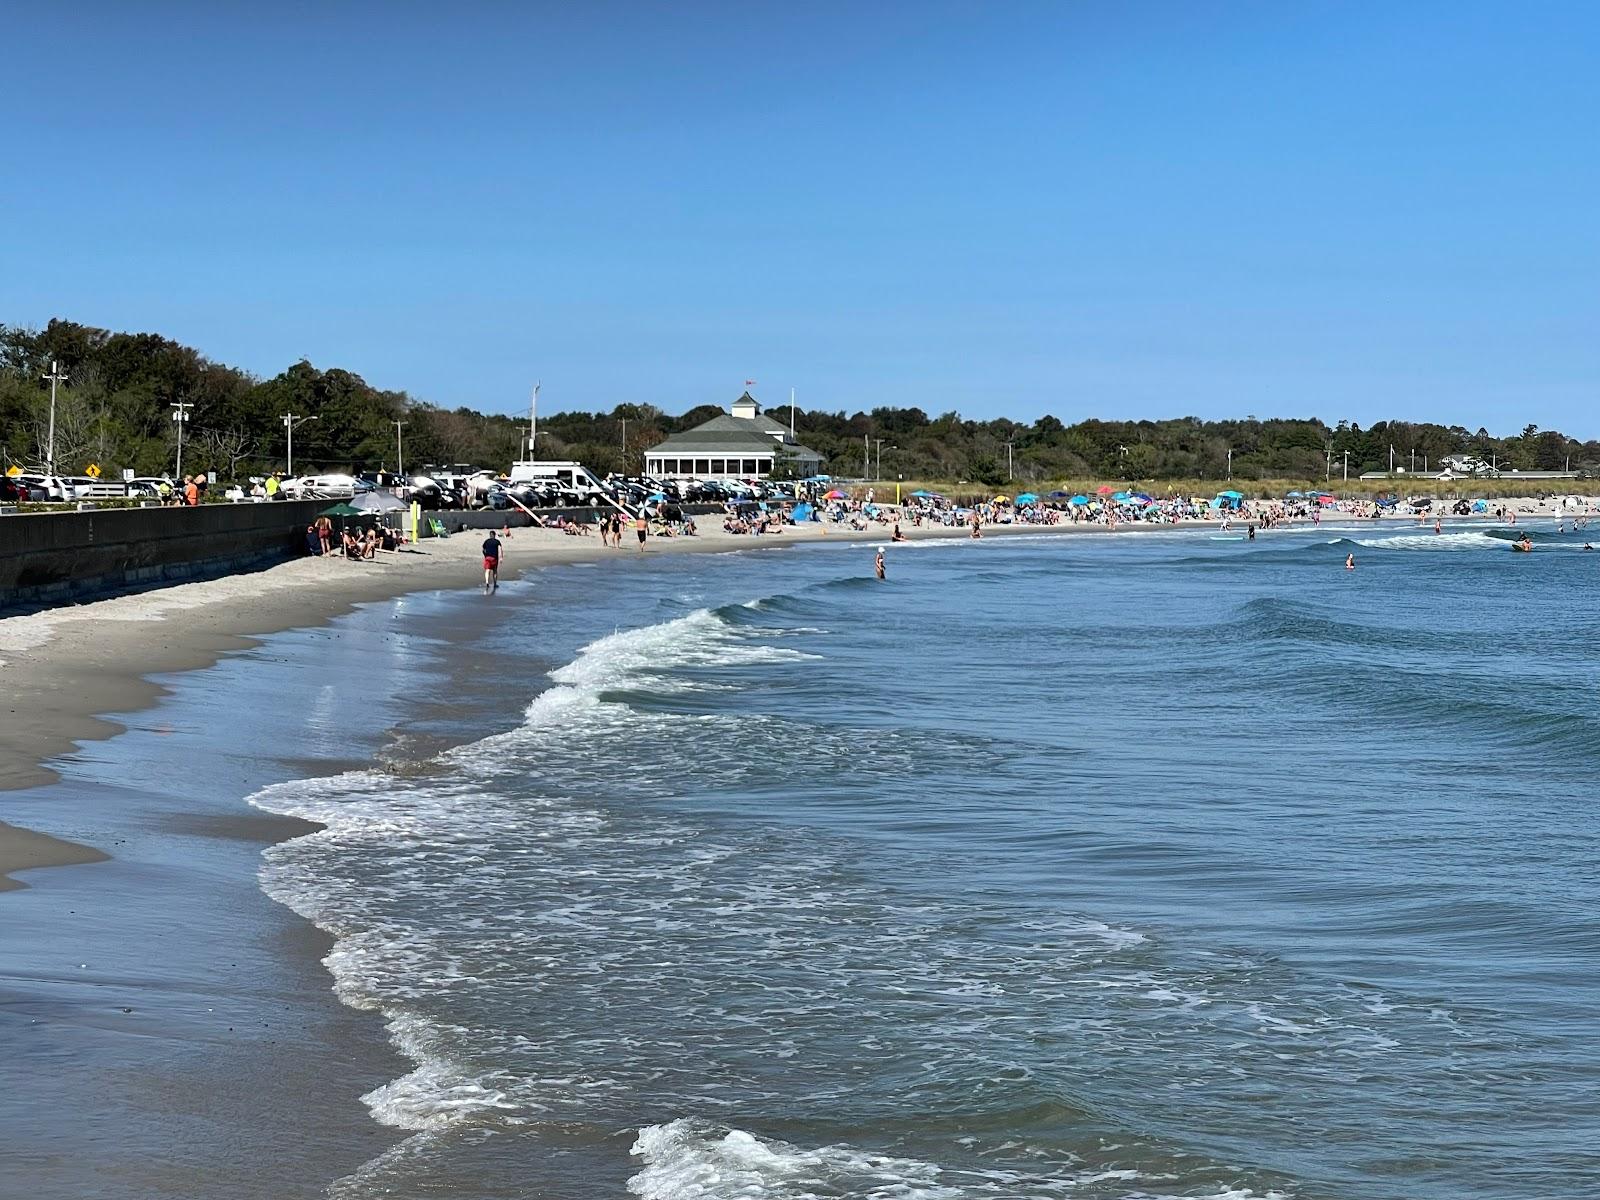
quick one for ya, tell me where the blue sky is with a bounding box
[5,2,1596,432]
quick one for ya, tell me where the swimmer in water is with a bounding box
[1434,518,1442,534]
[874,549,886,580]
[1345,553,1355,570]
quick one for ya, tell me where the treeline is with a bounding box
[3,318,1596,484]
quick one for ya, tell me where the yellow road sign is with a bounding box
[85,463,102,479]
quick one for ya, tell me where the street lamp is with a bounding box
[1226,447,1232,480]
[170,400,193,479]
[282,413,318,476]
[42,361,68,476]
[392,420,407,478]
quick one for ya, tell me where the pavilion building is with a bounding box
[644,392,824,480]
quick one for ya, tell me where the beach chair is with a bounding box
[427,517,449,538]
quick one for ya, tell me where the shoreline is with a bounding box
[0,515,1063,883]
[0,503,1559,885]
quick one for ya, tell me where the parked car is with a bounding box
[278,473,370,499]
[2,475,49,502]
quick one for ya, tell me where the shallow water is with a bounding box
[252,522,1600,1199]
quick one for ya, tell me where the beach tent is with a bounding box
[792,502,815,522]
[1015,492,1038,504]
[1217,490,1243,499]
[1471,499,1488,512]
[1069,495,1089,505]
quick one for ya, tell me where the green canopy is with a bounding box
[320,503,366,517]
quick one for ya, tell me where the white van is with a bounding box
[508,460,608,501]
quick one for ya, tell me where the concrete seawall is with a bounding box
[0,500,330,613]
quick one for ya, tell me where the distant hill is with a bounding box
[3,318,1595,484]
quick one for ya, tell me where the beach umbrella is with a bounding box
[1095,485,1114,494]
[1069,495,1088,505]
[824,489,848,499]
[1111,490,1131,501]
[350,491,405,512]
[910,489,935,497]
[647,492,666,502]
[319,502,365,517]
[993,495,1011,503]
[1286,490,1303,498]
[1015,492,1038,504]
[1132,493,1153,503]
[1047,490,1071,499]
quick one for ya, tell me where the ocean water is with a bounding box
[251,522,1600,1200]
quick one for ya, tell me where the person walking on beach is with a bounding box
[482,532,503,592]
[875,549,886,580]
[635,511,648,552]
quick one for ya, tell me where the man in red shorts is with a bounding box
[481,532,503,593]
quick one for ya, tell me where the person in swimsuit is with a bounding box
[875,549,886,580]
[482,532,503,591]
[1345,553,1355,570]
[635,512,648,552]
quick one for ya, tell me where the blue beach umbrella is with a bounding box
[1047,490,1071,499]
[647,492,666,502]
[1286,490,1303,498]
[1132,493,1153,503]
[1070,495,1088,505]
[1111,490,1131,501]
[1015,492,1039,504]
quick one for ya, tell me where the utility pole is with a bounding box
[170,400,194,479]
[42,360,68,476]
[527,383,540,461]
[1325,446,1332,483]
[1410,448,1416,473]
[864,433,870,481]
[281,412,317,476]
[873,437,886,481]
[620,416,628,472]
[392,420,407,477]
[1226,447,1232,481]
[789,387,796,438]
[1389,444,1395,473]
[1343,450,1350,481]
[1004,439,1015,481]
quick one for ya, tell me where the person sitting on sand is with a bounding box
[305,524,321,556]
[892,523,906,542]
